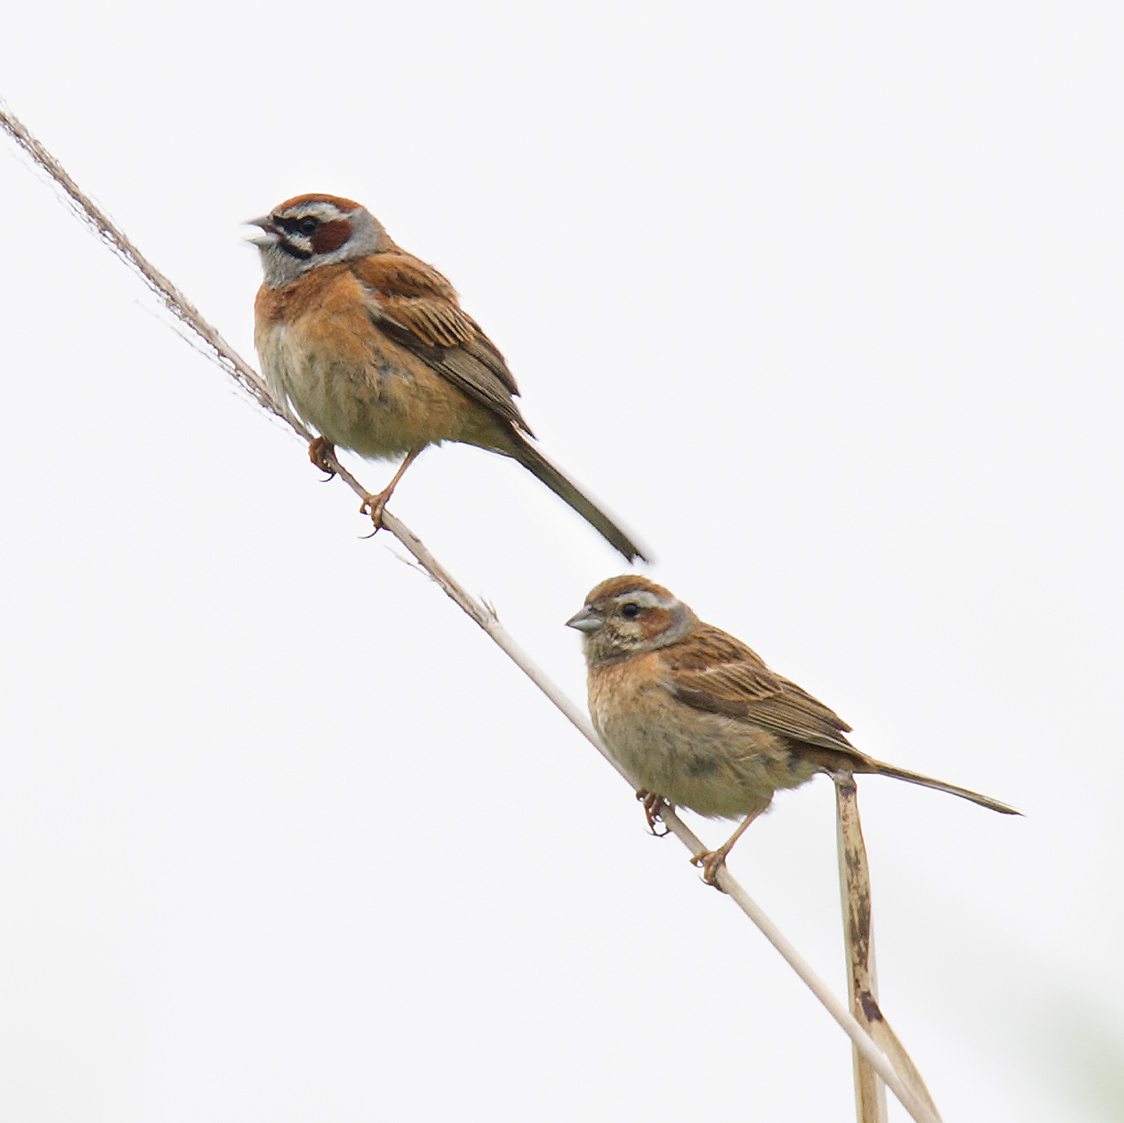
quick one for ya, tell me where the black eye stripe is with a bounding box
[276,216,320,236]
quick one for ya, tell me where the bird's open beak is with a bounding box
[245,215,279,247]
[565,606,602,632]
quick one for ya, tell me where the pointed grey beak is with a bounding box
[565,606,602,633]
[245,215,279,247]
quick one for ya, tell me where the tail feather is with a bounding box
[861,758,1021,815]
[508,435,647,562]
[798,744,1019,814]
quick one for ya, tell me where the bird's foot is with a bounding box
[636,790,670,836]
[308,437,337,478]
[356,449,420,536]
[359,489,391,534]
[690,848,729,889]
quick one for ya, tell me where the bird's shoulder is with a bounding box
[351,252,525,421]
[661,625,783,705]
[351,252,470,343]
[663,623,854,747]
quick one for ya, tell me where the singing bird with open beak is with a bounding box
[249,193,645,561]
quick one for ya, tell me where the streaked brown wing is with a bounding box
[353,254,529,432]
[667,624,855,752]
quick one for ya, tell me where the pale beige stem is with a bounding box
[836,774,890,1123]
[835,774,941,1123]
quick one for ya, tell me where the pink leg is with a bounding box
[359,449,422,530]
[690,802,769,887]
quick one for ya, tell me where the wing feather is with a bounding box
[666,624,855,752]
[352,254,529,432]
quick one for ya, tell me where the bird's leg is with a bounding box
[308,436,337,478]
[691,804,769,888]
[636,789,670,836]
[359,449,422,530]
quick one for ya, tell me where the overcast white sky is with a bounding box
[2,2,1122,1120]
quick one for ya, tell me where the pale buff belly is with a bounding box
[591,688,819,820]
[256,323,505,460]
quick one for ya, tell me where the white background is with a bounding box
[2,2,1122,1120]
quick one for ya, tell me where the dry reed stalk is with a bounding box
[836,775,942,1122]
[2,100,941,1123]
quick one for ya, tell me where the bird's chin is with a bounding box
[254,242,311,288]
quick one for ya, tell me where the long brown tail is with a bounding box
[861,758,1021,815]
[508,435,647,562]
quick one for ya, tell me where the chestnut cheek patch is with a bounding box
[312,219,351,255]
[639,607,674,641]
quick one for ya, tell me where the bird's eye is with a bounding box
[621,603,640,619]
[298,217,319,236]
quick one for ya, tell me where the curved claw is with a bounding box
[358,491,389,537]
[636,790,670,837]
[690,849,727,888]
[308,436,337,478]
